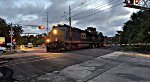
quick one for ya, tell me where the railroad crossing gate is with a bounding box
[124,0,150,10]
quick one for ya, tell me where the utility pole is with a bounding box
[47,12,49,34]
[9,23,13,52]
[69,6,72,43]
[69,6,71,26]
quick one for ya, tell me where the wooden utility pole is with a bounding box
[69,6,71,26]
[47,12,49,34]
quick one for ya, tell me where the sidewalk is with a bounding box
[29,52,150,82]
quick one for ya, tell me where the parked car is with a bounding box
[0,46,6,54]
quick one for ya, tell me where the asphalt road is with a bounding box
[29,51,150,82]
[0,47,115,81]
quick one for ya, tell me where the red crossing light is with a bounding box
[135,0,141,4]
[13,38,16,42]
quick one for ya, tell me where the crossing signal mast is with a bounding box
[124,0,150,10]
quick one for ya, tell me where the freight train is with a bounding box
[45,24,104,52]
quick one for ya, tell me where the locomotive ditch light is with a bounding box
[46,39,50,43]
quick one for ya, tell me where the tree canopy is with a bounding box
[120,10,150,44]
[0,18,23,45]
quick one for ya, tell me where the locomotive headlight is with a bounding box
[46,39,50,43]
[53,29,57,35]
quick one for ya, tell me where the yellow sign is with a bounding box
[0,37,5,44]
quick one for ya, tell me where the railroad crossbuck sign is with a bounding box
[124,0,150,10]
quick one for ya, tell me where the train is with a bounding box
[45,24,104,52]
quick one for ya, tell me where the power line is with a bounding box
[71,0,117,18]
[71,0,98,12]
[69,0,87,11]
[58,0,121,22]
[63,2,123,25]
[73,2,123,20]
[57,0,123,26]
[56,0,98,23]
[56,12,66,22]
[55,0,88,23]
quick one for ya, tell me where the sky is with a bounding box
[0,0,139,36]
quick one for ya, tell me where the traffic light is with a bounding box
[39,25,45,29]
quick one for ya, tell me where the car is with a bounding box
[0,46,6,54]
[27,43,33,48]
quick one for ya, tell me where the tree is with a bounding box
[0,18,23,45]
[120,10,150,51]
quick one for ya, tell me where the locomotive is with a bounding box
[45,24,104,52]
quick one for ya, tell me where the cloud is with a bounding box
[0,0,139,36]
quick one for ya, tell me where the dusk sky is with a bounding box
[0,0,139,36]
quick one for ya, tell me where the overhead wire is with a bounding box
[73,2,123,20]
[59,0,122,22]
[56,0,98,23]
[71,0,117,18]
[70,0,98,12]
[57,0,124,26]
[63,3,123,25]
